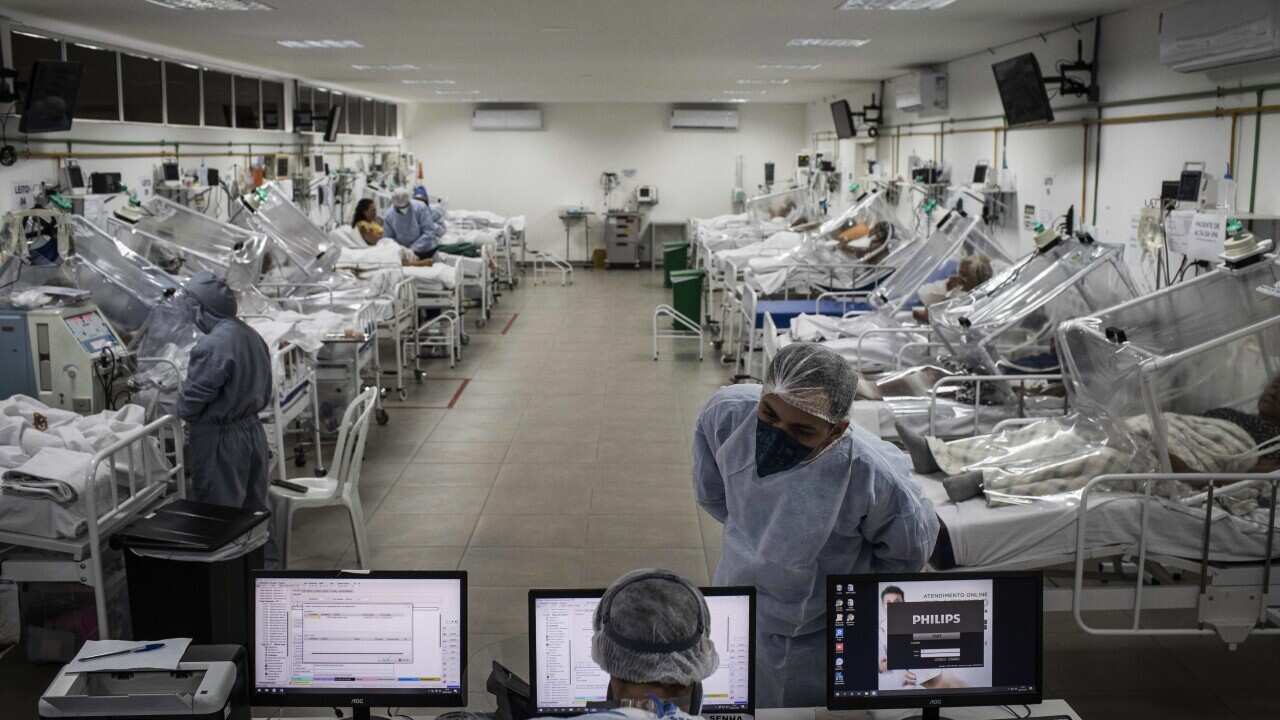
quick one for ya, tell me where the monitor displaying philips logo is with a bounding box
[826,571,1042,719]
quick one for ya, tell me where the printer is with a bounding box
[39,645,248,720]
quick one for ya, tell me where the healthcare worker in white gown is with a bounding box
[693,342,938,708]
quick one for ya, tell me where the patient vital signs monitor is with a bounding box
[827,572,1042,720]
[252,571,466,719]
[529,587,755,716]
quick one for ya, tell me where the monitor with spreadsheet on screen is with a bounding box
[529,586,755,716]
[252,571,467,719]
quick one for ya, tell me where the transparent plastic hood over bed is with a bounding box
[931,235,1139,375]
[1058,256,1280,470]
[745,187,818,230]
[233,182,342,282]
[870,209,1011,314]
[123,196,271,290]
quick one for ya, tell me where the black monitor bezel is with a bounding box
[250,570,468,709]
[825,570,1043,712]
[323,105,343,142]
[992,52,1055,127]
[527,586,757,717]
[830,99,856,140]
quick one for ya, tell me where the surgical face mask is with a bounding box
[754,419,814,478]
[395,204,409,213]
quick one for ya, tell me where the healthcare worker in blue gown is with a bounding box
[176,272,273,515]
[383,187,442,260]
[693,342,938,708]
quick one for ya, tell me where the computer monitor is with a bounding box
[529,587,755,717]
[162,162,180,182]
[324,105,343,142]
[19,60,81,134]
[65,164,85,190]
[831,99,856,140]
[992,53,1054,127]
[252,571,467,719]
[313,154,325,173]
[827,572,1042,720]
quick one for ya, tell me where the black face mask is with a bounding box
[754,419,814,478]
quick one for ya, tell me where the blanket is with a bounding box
[929,412,1261,512]
[0,396,168,539]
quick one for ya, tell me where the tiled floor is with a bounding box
[2,268,1278,718]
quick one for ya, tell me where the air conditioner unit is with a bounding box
[670,108,739,130]
[1160,0,1280,73]
[471,108,543,131]
[892,70,948,114]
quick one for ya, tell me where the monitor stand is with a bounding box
[348,708,393,720]
[903,709,955,720]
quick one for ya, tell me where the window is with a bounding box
[120,54,162,123]
[373,101,384,136]
[346,94,360,134]
[361,97,373,136]
[165,62,200,125]
[296,84,311,115]
[202,69,232,127]
[313,88,329,118]
[67,43,119,121]
[11,31,61,92]
[234,76,259,128]
[262,80,283,130]
[387,103,397,137]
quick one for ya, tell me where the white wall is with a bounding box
[870,1,1280,283]
[403,102,808,258]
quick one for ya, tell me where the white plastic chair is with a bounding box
[269,386,378,568]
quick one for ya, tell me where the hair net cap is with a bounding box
[591,569,719,686]
[763,342,857,424]
[393,187,412,208]
[184,271,237,319]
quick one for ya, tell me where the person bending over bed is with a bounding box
[911,255,993,324]
[896,373,1280,503]
[352,198,434,267]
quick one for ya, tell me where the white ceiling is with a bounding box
[0,0,1151,103]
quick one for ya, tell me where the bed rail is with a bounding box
[0,414,185,638]
[1074,472,1280,646]
[926,373,1064,437]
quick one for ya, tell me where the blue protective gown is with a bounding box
[693,384,938,708]
[177,315,274,512]
[382,199,441,259]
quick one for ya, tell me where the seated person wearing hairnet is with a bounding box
[176,272,273,513]
[694,342,938,708]
[382,187,442,260]
[549,568,720,720]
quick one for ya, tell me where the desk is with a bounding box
[255,699,1080,719]
[648,219,689,271]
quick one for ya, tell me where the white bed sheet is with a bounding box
[917,472,1277,569]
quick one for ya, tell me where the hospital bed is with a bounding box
[926,251,1280,644]
[0,412,185,640]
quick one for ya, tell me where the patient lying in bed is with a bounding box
[898,374,1280,505]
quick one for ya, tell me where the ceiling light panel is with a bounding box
[758,64,822,70]
[787,38,870,48]
[434,90,481,96]
[401,79,456,85]
[277,39,363,49]
[352,64,419,71]
[839,0,957,9]
[146,0,273,9]
[737,79,790,85]
[724,89,767,95]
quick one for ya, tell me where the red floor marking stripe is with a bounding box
[446,378,471,409]
[501,313,519,335]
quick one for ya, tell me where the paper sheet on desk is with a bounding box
[67,638,191,673]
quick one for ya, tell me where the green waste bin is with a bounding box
[669,269,704,330]
[662,241,689,288]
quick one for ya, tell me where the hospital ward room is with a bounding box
[2,1,1280,719]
